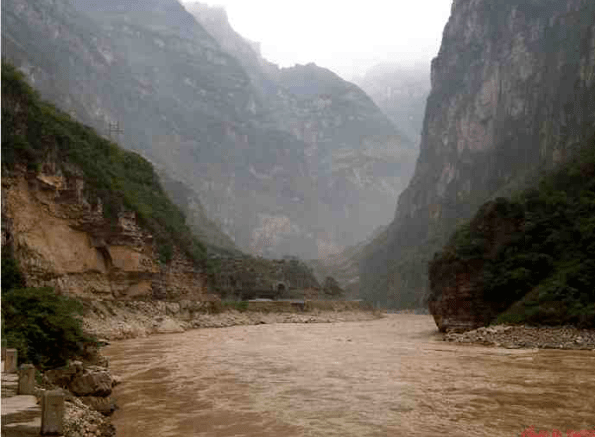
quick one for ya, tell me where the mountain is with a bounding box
[2,0,418,260]
[187,1,420,255]
[1,0,248,253]
[1,62,214,301]
[360,0,595,308]
[353,63,431,144]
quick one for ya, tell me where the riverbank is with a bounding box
[444,324,595,350]
[1,367,116,437]
[82,300,382,340]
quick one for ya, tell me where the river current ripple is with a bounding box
[104,315,595,437]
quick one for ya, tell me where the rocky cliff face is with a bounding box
[1,164,212,301]
[2,0,417,259]
[360,0,595,307]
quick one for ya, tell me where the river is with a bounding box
[104,314,595,436]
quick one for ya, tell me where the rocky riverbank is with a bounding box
[1,364,117,437]
[444,324,595,350]
[82,300,382,341]
[39,360,120,437]
[62,395,116,437]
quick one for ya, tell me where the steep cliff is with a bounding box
[1,63,213,301]
[360,0,595,308]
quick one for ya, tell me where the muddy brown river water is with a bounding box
[104,315,595,437]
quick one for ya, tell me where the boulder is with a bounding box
[69,371,112,397]
[44,361,84,388]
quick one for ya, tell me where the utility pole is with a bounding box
[107,121,123,142]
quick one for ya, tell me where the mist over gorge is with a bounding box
[1,0,420,261]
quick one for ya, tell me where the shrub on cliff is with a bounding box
[1,287,95,369]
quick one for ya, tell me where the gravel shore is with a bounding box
[444,324,595,350]
[83,300,382,340]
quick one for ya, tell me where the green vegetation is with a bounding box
[1,251,26,292]
[1,281,94,369]
[1,61,207,266]
[443,139,595,327]
[1,251,94,369]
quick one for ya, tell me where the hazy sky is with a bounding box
[183,0,453,80]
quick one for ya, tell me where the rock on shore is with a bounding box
[444,324,595,350]
[40,360,120,437]
[63,395,116,437]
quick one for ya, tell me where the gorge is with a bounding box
[3,0,595,436]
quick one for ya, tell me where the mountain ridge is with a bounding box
[2,0,418,259]
[360,0,595,308]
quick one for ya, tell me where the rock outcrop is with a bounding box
[428,200,525,332]
[1,165,211,301]
[44,360,120,418]
[360,0,595,308]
